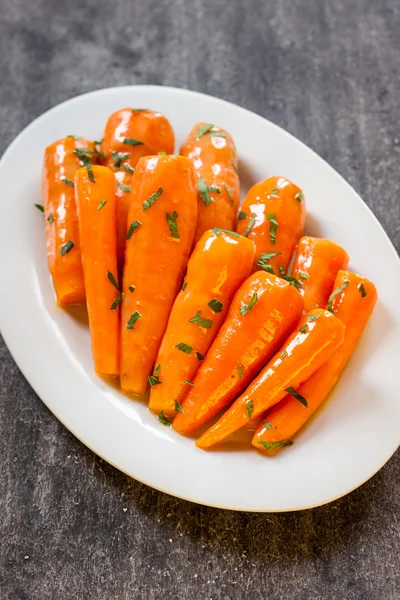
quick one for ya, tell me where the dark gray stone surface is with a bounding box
[0,0,399,598]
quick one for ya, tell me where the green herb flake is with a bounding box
[238,364,243,378]
[246,399,254,421]
[73,148,93,165]
[306,314,321,323]
[166,211,180,239]
[299,324,308,334]
[60,240,74,256]
[126,220,142,240]
[47,213,54,223]
[184,379,194,386]
[148,373,162,386]
[256,251,282,273]
[157,411,171,426]
[118,181,131,193]
[123,137,144,146]
[175,342,193,355]
[263,421,273,430]
[62,178,75,187]
[158,151,167,155]
[278,264,286,276]
[107,271,119,291]
[238,211,247,220]
[97,200,107,211]
[122,164,134,175]
[198,176,220,206]
[86,164,95,183]
[240,292,258,316]
[266,212,278,245]
[35,203,44,212]
[181,281,188,291]
[131,108,148,113]
[270,187,279,197]
[257,439,293,451]
[126,311,141,329]
[154,364,161,376]
[109,293,123,310]
[298,272,309,280]
[282,276,302,291]
[208,131,227,138]
[358,282,367,298]
[175,400,184,413]
[94,139,103,146]
[189,310,212,329]
[196,352,204,361]
[143,187,163,211]
[295,192,303,203]
[223,183,234,206]
[243,214,256,237]
[112,151,130,169]
[128,285,135,292]
[285,386,308,407]
[208,298,223,313]
[327,280,350,313]
[281,350,287,359]
[196,123,215,139]
[213,227,241,238]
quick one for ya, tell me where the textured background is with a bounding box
[0,1,399,599]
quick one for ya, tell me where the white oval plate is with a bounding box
[0,86,399,512]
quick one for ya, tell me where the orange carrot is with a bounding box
[149,230,255,418]
[291,236,349,312]
[173,272,304,434]
[101,108,175,265]
[120,155,198,395]
[196,308,345,449]
[42,136,96,305]
[252,271,377,453]
[236,176,306,273]
[74,166,119,376]
[180,122,240,244]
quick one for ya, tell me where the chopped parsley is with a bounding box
[189,310,212,329]
[240,293,258,316]
[284,386,308,407]
[208,299,223,313]
[143,187,163,211]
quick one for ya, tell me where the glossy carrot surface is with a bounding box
[42,136,96,305]
[291,236,349,312]
[120,155,198,395]
[252,271,377,453]
[196,308,345,449]
[236,176,306,273]
[173,272,304,434]
[101,108,175,264]
[149,230,255,418]
[75,166,119,375]
[180,122,240,244]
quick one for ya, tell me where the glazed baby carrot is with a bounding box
[252,271,377,453]
[120,155,198,395]
[75,166,119,376]
[196,308,345,449]
[42,136,96,305]
[180,122,240,244]
[173,272,304,434]
[236,176,306,273]
[291,237,349,312]
[149,230,255,419]
[101,108,175,265]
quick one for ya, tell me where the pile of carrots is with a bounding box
[39,107,377,455]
